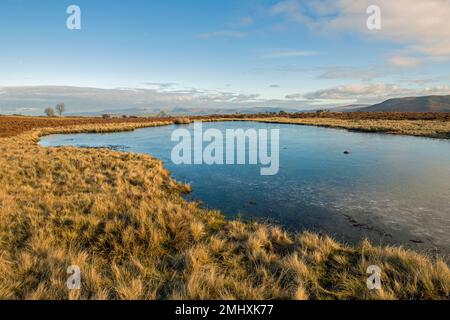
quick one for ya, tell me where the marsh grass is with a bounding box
[251,117,450,139]
[174,118,192,125]
[0,120,449,300]
[1,113,448,139]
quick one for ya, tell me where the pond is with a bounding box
[40,121,450,256]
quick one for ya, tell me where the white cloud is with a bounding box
[261,50,320,59]
[399,78,436,85]
[290,83,450,103]
[2,83,449,115]
[143,82,178,89]
[271,0,450,65]
[15,107,40,112]
[0,86,267,114]
[285,93,304,100]
[389,55,422,68]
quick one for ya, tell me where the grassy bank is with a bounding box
[2,112,449,139]
[0,118,449,300]
[250,117,450,139]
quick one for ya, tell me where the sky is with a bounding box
[1,0,450,114]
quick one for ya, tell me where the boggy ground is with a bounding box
[0,117,449,300]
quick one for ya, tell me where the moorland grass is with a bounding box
[2,113,450,139]
[0,119,449,300]
[250,117,450,139]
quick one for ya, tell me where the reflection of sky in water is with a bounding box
[40,122,450,257]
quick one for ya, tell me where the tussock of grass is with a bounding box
[174,118,192,125]
[0,122,449,300]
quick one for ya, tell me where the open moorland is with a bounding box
[2,112,449,139]
[251,116,450,139]
[0,114,449,299]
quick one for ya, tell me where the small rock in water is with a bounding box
[343,151,350,154]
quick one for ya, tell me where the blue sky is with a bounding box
[1,0,450,114]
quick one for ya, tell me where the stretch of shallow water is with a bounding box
[40,122,450,256]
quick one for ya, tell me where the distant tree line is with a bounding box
[45,103,66,117]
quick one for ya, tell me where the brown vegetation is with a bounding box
[2,112,449,139]
[174,118,192,125]
[282,111,450,121]
[0,116,175,138]
[251,117,450,139]
[0,117,449,300]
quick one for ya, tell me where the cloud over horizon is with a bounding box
[287,83,450,104]
[1,84,449,115]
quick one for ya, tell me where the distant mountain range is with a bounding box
[67,106,305,116]
[358,95,450,112]
[331,104,370,112]
[2,85,449,116]
[65,95,450,116]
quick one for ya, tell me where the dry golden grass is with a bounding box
[0,115,176,138]
[250,117,450,139]
[3,112,449,139]
[174,118,192,125]
[0,120,449,300]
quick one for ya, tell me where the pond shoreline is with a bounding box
[39,121,450,260]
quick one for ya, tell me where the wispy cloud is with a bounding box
[287,83,450,104]
[271,0,450,66]
[0,85,265,114]
[143,82,178,89]
[389,55,422,68]
[398,78,436,85]
[230,16,254,27]
[2,83,449,115]
[261,50,320,59]
[198,15,253,40]
[285,93,304,100]
[317,66,385,81]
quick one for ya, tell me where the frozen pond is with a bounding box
[40,121,450,256]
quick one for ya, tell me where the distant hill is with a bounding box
[63,95,450,116]
[331,104,370,112]
[68,106,306,116]
[361,95,450,112]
